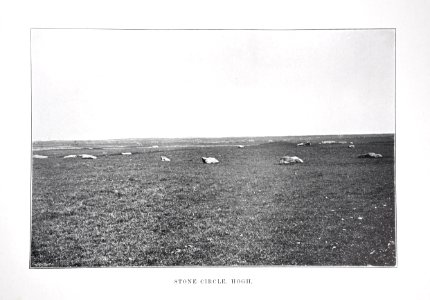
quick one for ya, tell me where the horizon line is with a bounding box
[32,132,395,143]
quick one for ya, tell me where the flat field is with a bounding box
[31,134,395,267]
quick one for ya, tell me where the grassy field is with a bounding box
[31,134,395,267]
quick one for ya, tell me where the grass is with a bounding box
[31,134,395,267]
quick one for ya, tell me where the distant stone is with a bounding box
[348,144,355,148]
[279,156,304,164]
[33,155,48,159]
[202,157,219,164]
[63,154,77,158]
[297,142,311,146]
[358,152,383,158]
[321,140,347,144]
[237,145,245,148]
[79,154,97,159]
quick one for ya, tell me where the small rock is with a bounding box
[358,152,383,158]
[79,154,97,159]
[279,156,304,164]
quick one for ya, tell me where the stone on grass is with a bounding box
[79,154,97,159]
[279,156,304,164]
[358,152,383,158]
[202,157,219,164]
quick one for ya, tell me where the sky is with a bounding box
[31,29,395,141]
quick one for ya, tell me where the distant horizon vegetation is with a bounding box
[32,132,394,144]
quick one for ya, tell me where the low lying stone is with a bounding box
[358,152,383,158]
[79,154,97,159]
[279,156,304,164]
[202,157,219,164]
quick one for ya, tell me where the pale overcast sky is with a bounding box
[31,29,395,141]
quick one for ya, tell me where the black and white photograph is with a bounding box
[31,29,395,267]
[2,0,430,299]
